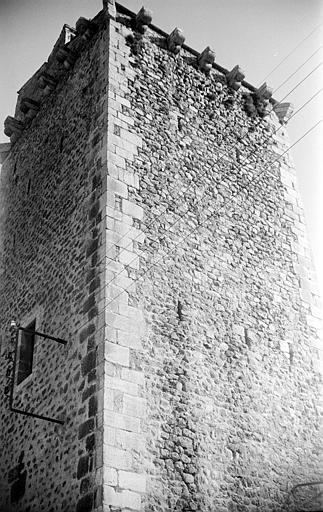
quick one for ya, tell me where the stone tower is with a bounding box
[0,1,322,511]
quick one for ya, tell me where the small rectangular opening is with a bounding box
[17,319,36,385]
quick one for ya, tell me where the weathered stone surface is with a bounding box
[197,46,215,72]
[167,28,185,54]
[226,64,245,90]
[0,2,321,512]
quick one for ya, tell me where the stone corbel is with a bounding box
[273,102,294,124]
[255,82,273,100]
[20,98,40,120]
[254,82,273,117]
[135,7,152,34]
[167,28,185,54]
[56,47,77,70]
[198,47,215,72]
[226,65,245,91]
[38,72,57,96]
[75,17,97,42]
[4,117,24,143]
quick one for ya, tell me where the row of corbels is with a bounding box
[135,8,292,124]
[4,6,293,143]
[4,17,97,143]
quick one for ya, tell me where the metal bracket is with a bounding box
[8,321,67,425]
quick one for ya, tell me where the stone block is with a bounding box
[103,411,141,433]
[105,375,139,396]
[121,200,144,220]
[115,430,144,452]
[104,486,141,510]
[105,342,129,367]
[117,331,142,350]
[106,177,128,198]
[105,312,145,335]
[119,470,146,493]
[79,419,95,440]
[104,467,118,486]
[122,395,146,418]
[118,249,139,269]
[119,129,142,148]
[104,445,132,470]
[121,368,145,386]
[77,455,90,479]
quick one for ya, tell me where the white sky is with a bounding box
[0,0,322,308]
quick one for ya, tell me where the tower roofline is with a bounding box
[3,1,292,149]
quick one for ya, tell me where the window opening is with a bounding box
[17,319,36,385]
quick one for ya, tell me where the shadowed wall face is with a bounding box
[0,19,109,512]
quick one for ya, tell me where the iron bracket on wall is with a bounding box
[8,321,67,425]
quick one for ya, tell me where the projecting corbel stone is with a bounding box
[226,65,245,91]
[75,17,97,42]
[255,82,273,100]
[102,0,116,19]
[38,72,57,96]
[274,102,294,124]
[4,116,24,143]
[20,98,40,120]
[135,7,153,34]
[167,28,185,54]
[56,47,78,70]
[198,47,215,72]
[254,82,273,118]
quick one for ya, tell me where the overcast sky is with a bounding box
[0,0,322,307]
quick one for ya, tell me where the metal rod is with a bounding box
[9,321,65,425]
[10,406,64,425]
[18,327,67,345]
[9,324,19,410]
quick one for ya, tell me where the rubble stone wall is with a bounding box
[0,16,110,512]
[102,9,322,512]
[0,3,322,512]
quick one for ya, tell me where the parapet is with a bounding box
[3,1,293,147]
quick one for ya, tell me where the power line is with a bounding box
[102,70,323,293]
[5,57,320,321]
[3,70,320,326]
[278,62,322,103]
[67,82,323,329]
[102,118,322,311]
[274,46,323,94]
[290,87,323,119]
[74,117,322,337]
[262,21,323,83]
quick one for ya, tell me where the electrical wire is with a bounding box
[5,56,322,331]
[102,118,322,311]
[277,62,322,103]
[261,21,323,83]
[74,117,322,337]
[101,67,323,293]
[274,46,323,94]
[16,79,319,335]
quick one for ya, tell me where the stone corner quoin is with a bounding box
[0,1,322,512]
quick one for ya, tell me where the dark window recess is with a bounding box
[27,179,31,195]
[17,320,36,384]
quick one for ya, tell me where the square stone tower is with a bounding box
[0,1,322,511]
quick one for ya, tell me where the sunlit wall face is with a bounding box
[0,0,322,311]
